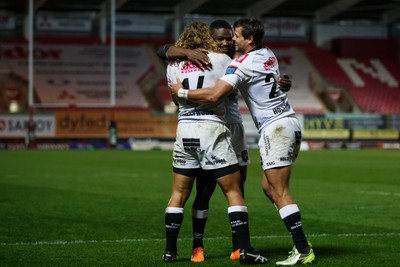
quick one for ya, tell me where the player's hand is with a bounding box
[278,74,291,92]
[186,48,211,70]
[169,77,183,98]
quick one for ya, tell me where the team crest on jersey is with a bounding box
[225,65,238,74]
[264,56,277,70]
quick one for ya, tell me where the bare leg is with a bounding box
[262,166,309,254]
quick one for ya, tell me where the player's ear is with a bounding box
[247,35,254,45]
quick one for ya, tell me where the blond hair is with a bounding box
[170,21,219,64]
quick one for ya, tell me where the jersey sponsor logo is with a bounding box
[264,56,277,70]
[180,110,214,117]
[182,138,201,152]
[272,101,291,115]
[180,62,201,73]
[225,65,237,75]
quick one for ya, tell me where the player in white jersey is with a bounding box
[158,19,293,262]
[162,21,268,265]
[169,18,315,266]
[157,19,250,262]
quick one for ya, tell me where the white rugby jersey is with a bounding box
[220,46,295,132]
[224,89,242,124]
[167,52,231,123]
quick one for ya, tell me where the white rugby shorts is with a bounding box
[227,122,250,166]
[258,116,302,170]
[173,121,238,170]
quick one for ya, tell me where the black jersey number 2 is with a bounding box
[181,76,205,104]
[265,74,278,99]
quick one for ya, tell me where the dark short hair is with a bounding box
[233,18,264,45]
[209,19,232,30]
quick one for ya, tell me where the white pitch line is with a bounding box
[1,232,399,246]
[361,191,400,197]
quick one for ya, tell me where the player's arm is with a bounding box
[169,78,233,104]
[156,44,210,69]
[169,91,179,106]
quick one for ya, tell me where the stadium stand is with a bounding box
[1,1,399,149]
[272,45,326,114]
[304,39,400,114]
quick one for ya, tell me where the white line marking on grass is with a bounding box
[361,191,400,197]
[1,233,399,246]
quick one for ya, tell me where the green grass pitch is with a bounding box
[0,149,399,266]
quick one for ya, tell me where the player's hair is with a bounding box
[233,18,264,45]
[209,19,232,30]
[175,21,219,52]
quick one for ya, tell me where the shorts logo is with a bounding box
[173,158,186,165]
[173,155,186,165]
[205,155,227,165]
[182,138,201,152]
[225,65,237,75]
[263,135,271,153]
[279,156,292,161]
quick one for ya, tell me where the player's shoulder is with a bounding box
[262,46,276,57]
[208,51,232,71]
[229,52,254,69]
[208,51,231,61]
[259,46,279,70]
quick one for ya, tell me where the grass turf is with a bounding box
[0,149,399,266]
